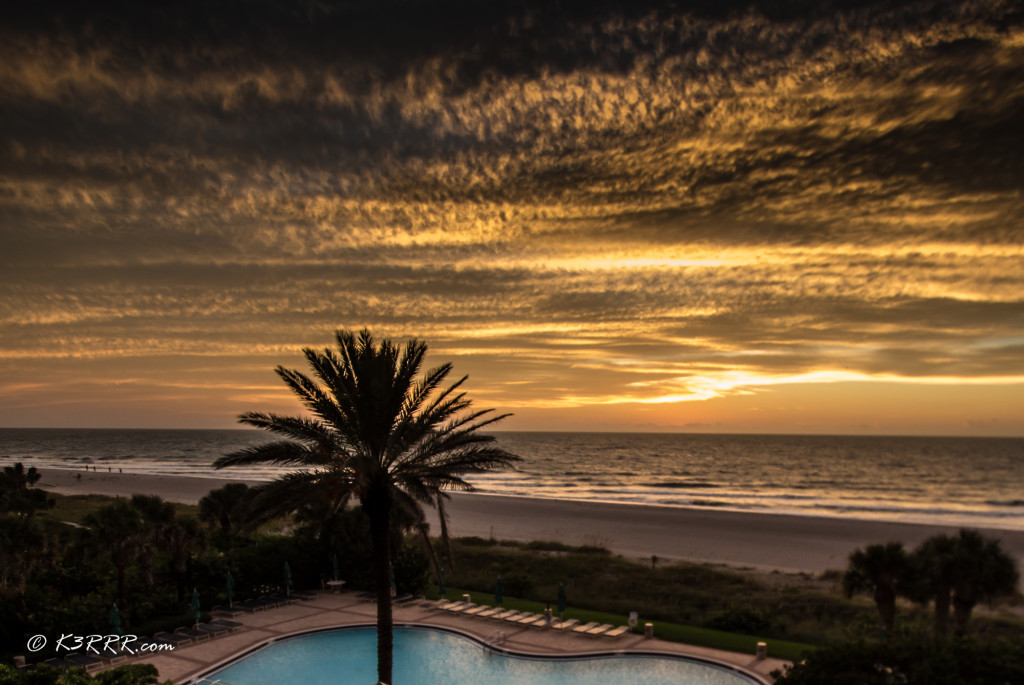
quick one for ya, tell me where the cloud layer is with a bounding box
[1,0,1022,432]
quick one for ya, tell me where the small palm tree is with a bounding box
[842,541,909,635]
[214,328,518,685]
[911,533,958,638]
[84,500,146,609]
[912,529,1020,638]
[948,529,1019,637]
[198,483,255,539]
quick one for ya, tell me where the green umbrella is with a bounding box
[109,603,123,636]
[284,562,293,597]
[438,569,445,598]
[191,588,201,627]
[332,553,339,582]
[557,582,567,619]
[226,571,235,609]
[494,576,503,606]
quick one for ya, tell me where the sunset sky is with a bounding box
[2,0,1022,435]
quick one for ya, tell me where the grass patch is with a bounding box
[39,492,200,525]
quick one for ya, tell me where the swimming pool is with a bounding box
[204,626,762,685]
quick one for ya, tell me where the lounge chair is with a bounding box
[153,631,191,646]
[394,594,417,605]
[507,610,540,622]
[491,609,520,621]
[584,623,613,636]
[241,598,270,613]
[435,600,461,611]
[551,618,580,630]
[356,591,376,603]
[42,657,75,669]
[65,653,103,671]
[210,618,244,632]
[196,622,232,638]
[463,604,492,616]
[446,602,477,614]
[512,612,541,624]
[292,590,318,600]
[175,626,211,642]
[211,604,245,617]
[475,607,503,618]
[268,594,296,606]
[523,615,551,627]
[604,625,630,638]
[571,621,600,634]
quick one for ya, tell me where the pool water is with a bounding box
[207,627,760,685]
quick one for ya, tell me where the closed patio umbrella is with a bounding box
[557,582,567,619]
[109,603,122,636]
[226,571,235,609]
[191,588,201,627]
[495,576,503,606]
[284,562,293,597]
[438,569,445,598]
[332,553,339,582]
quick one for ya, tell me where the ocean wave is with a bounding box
[986,499,1024,507]
[641,481,718,489]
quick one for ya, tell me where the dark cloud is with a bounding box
[1,0,1022,429]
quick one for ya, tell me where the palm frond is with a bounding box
[214,439,343,469]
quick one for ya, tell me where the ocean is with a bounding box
[1,428,1021,531]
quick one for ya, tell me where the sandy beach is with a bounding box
[38,467,1024,575]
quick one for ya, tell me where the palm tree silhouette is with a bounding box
[948,529,1019,637]
[842,541,909,636]
[214,328,518,684]
[913,529,1019,638]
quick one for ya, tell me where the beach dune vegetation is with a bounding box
[213,328,518,685]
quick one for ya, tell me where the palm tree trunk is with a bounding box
[368,498,394,685]
[952,595,975,638]
[873,585,896,635]
[934,587,951,639]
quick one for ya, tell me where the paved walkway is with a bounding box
[122,592,787,684]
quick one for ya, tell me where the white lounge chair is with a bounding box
[571,621,600,634]
[551,619,580,630]
[585,623,613,636]
[463,605,492,616]
[512,612,539,624]
[476,607,503,618]
[604,625,630,638]
[492,609,520,621]
[445,602,476,613]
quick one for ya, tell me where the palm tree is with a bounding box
[842,541,909,635]
[912,529,1020,638]
[199,483,255,539]
[214,328,518,685]
[911,533,958,638]
[85,500,145,609]
[948,529,1019,637]
[129,495,176,591]
[164,517,207,602]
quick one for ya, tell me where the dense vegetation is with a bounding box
[0,478,432,668]
[3,461,1022,682]
[0,663,170,685]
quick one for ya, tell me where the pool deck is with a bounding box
[120,592,788,684]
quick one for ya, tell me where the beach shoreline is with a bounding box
[37,466,1024,575]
